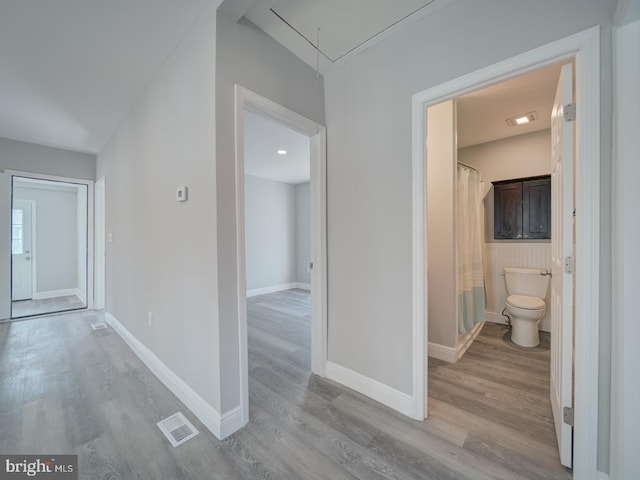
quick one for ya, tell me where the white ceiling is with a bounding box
[244,111,310,185]
[237,1,562,149]
[1,1,562,157]
[239,0,454,73]
[456,63,563,148]
[0,0,211,154]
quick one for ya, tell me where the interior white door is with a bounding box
[550,63,575,468]
[11,199,33,301]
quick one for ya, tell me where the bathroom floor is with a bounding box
[428,322,571,479]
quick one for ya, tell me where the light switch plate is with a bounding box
[176,186,188,202]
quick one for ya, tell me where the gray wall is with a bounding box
[458,129,552,243]
[14,185,78,293]
[426,100,457,349]
[244,177,310,291]
[295,182,310,285]
[97,3,221,412]
[215,11,325,412]
[323,0,614,471]
[0,137,96,180]
[244,175,296,290]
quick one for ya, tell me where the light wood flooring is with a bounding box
[11,294,85,318]
[0,289,571,479]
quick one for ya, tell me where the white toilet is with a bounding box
[503,267,550,347]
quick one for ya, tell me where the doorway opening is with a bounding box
[411,27,601,477]
[425,61,573,477]
[234,85,327,426]
[7,173,94,319]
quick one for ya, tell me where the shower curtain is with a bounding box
[456,164,485,334]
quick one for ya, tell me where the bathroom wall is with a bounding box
[459,130,552,331]
[427,100,457,348]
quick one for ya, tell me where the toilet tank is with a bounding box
[504,267,550,298]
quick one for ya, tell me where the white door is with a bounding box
[11,200,33,301]
[550,63,574,468]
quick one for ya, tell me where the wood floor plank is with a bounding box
[0,291,571,479]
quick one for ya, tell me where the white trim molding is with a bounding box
[611,17,640,480]
[412,26,601,478]
[426,343,457,364]
[7,170,95,310]
[428,321,484,363]
[246,283,298,297]
[104,312,237,440]
[234,85,328,430]
[325,362,416,418]
[33,288,83,300]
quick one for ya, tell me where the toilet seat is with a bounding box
[506,294,545,310]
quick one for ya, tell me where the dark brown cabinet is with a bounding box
[493,176,550,240]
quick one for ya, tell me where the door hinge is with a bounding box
[563,406,574,427]
[564,256,575,274]
[564,103,576,122]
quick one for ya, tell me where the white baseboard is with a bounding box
[485,310,551,333]
[325,361,418,419]
[484,311,505,325]
[457,321,484,359]
[428,321,484,363]
[246,283,311,297]
[33,288,81,300]
[247,283,297,297]
[219,405,245,439]
[76,288,86,304]
[427,342,458,363]
[104,312,246,440]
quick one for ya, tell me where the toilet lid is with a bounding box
[506,295,545,310]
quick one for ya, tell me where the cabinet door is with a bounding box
[494,182,522,239]
[523,178,551,239]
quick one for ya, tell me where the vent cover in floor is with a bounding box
[157,412,199,447]
[91,322,108,331]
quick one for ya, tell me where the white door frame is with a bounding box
[611,9,640,480]
[411,26,600,478]
[234,85,328,424]
[6,170,95,310]
[94,177,106,310]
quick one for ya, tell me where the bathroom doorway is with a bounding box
[424,62,573,471]
[413,28,601,475]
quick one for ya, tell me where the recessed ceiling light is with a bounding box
[506,111,537,127]
[277,149,287,155]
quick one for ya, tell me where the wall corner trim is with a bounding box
[104,312,243,440]
[325,361,419,419]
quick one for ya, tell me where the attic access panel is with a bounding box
[270,0,435,62]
